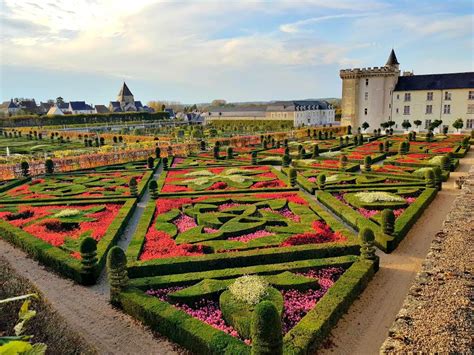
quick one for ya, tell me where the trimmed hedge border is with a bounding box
[0,177,30,193]
[126,191,361,278]
[156,165,296,196]
[0,171,153,203]
[117,256,377,354]
[317,188,437,253]
[0,198,136,284]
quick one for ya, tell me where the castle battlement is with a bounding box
[340,65,399,79]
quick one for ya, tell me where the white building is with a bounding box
[46,105,65,116]
[69,101,95,115]
[340,49,474,132]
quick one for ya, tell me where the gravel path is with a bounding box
[317,150,474,355]
[381,163,473,353]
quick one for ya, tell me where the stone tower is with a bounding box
[117,82,135,108]
[340,49,400,130]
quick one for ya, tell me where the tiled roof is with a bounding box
[394,72,474,91]
[70,101,93,111]
[386,49,399,66]
[118,82,133,97]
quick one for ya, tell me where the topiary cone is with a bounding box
[432,166,442,190]
[282,154,290,168]
[288,168,297,187]
[312,144,319,158]
[107,246,128,305]
[359,227,376,261]
[251,151,258,165]
[317,173,326,190]
[80,237,97,285]
[381,209,395,235]
[129,177,138,196]
[250,301,283,355]
[149,180,159,199]
[162,157,169,170]
[364,156,372,172]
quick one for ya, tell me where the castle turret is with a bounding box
[117,82,134,106]
[339,49,400,129]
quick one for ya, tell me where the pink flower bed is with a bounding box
[228,230,275,242]
[174,214,198,233]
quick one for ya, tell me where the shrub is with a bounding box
[432,166,442,190]
[283,138,288,148]
[364,156,372,172]
[80,237,97,285]
[213,145,220,159]
[359,228,376,261]
[288,168,297,187]
[251,301,283,355]
[312,144,319,158]
[229,275,269,305]
[398,141,406,155]
[227,147,233,160]
[339,155,348,169]
[262,139,268,149]
[149,180,159,199]
[251,151,258,165]
[440,156,450,171]
[162,157,169,170]
[378,142,384,153]
[200,140,206,151]
[155,147,161,158]
[129,177,138,196]
[107,246,128,305]
[20,161,30,177]
[381,209,395,235]
[461,136,469,149]
[147,156,155,169]
[45,159,54,175]
[317,173,326,190]
[282,154,290,168]
[384,140,390,153]
[424,169,436,188]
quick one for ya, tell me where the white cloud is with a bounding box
[280,13,373,33]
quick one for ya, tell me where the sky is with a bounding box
[0,0,473,105]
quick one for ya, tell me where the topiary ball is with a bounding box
[107,246,127,270]
[250,301,283,355]
[149,180,158,190]
[80,237,97,254]
[359,227,375,244]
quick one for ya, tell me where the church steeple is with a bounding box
[117,82,134,106]
[385,49,400,67]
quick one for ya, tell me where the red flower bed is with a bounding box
[281,221,346,246]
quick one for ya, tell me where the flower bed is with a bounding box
[170,156,249,169]
[0,170,152,202]
[158,166,292,195]
[384,153,459,170]
[291,159,360,172]
[0,199,135,284]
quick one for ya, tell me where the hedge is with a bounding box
[283,259,377,354]
[126,192,360,278]
[0,177,30,193]
[0,111,169,128]
[0,198,136,284]
[118,288,250,355]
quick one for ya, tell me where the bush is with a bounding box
[129,177,138,196]
[384,140,390,153]
[288,168,297,187]
[339,155,348,169]
[162,157,168,170]
[252,151,258,165]
[45,159,54,175]
[282,154,290,168]
[381,209,395,235]
[149,180,159,199]
[378,142,384,153]
[432,166,442,190]
[424,169,436,188]
[227,147,233,160]
[147,156,154,169]
[440,156,450,171]
[359,228,376,260]
[80,237,97,285]
[251,301,283,355]
[20,161,30,177]
[364,156,372,172]
[155,147,161,158]
[312,144,319,158]
[107,246,128,304]
[213,145,220,159]
[317,173,326,190]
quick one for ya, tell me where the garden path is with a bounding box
[317,149,474,355]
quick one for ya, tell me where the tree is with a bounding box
[452,118,463,132]
[56,97,64,106]
[362,122,369,131]
[401,120,412,131]
[380,122,389,129]
[413,120,422,129]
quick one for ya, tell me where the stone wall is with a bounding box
[381,166,473,353]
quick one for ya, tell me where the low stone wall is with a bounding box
[381,166,473,353]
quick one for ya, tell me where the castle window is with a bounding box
[364,108,368,115]
[396,108,399,114]
[396,94,400,100]
[404,93,411,102]
[403,106,410,115]
[467,104,474,114]
[425,105,433,114]
[425,120,431,129]
[467,119,474,129]
[444,92,451,101]
[427,92,433,101]
[469,91,474,100]
[364,92,368,100]
[443,104,451,114]
[365,79,369,86]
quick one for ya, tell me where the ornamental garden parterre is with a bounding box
[0,126,471,354]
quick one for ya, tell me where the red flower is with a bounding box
[208,181,228,190]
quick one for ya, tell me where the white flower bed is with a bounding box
[354,191,405,203]
[228,275,269,305]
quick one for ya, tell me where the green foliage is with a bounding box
[251,301,283,355]
[432,166,442,190]
[339,155,348,169]
[288,168,297,187]
[107,246,128,304]
[424,169,436,188]
[162,157,169,170]
[149,180,159,199]
[155,147,161,158]
[20,161,29,177]
[129,177,138,196]
[80,237,97,284]
[381,209,395,235]
[452,118,463,131]
[45,159,54,174]
[282,154,290,168]
[378,142,384,153]
[147,156,154,169]
[384,140,390,153]
[364,156,372,172]
[359,228,376,260]
[213,145,220,159]
[226,147,233,160]
[317,173,326,190]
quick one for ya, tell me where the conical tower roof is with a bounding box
[118,82,133,97]
[385,49,399,66]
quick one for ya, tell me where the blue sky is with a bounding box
[1,0,473,105]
